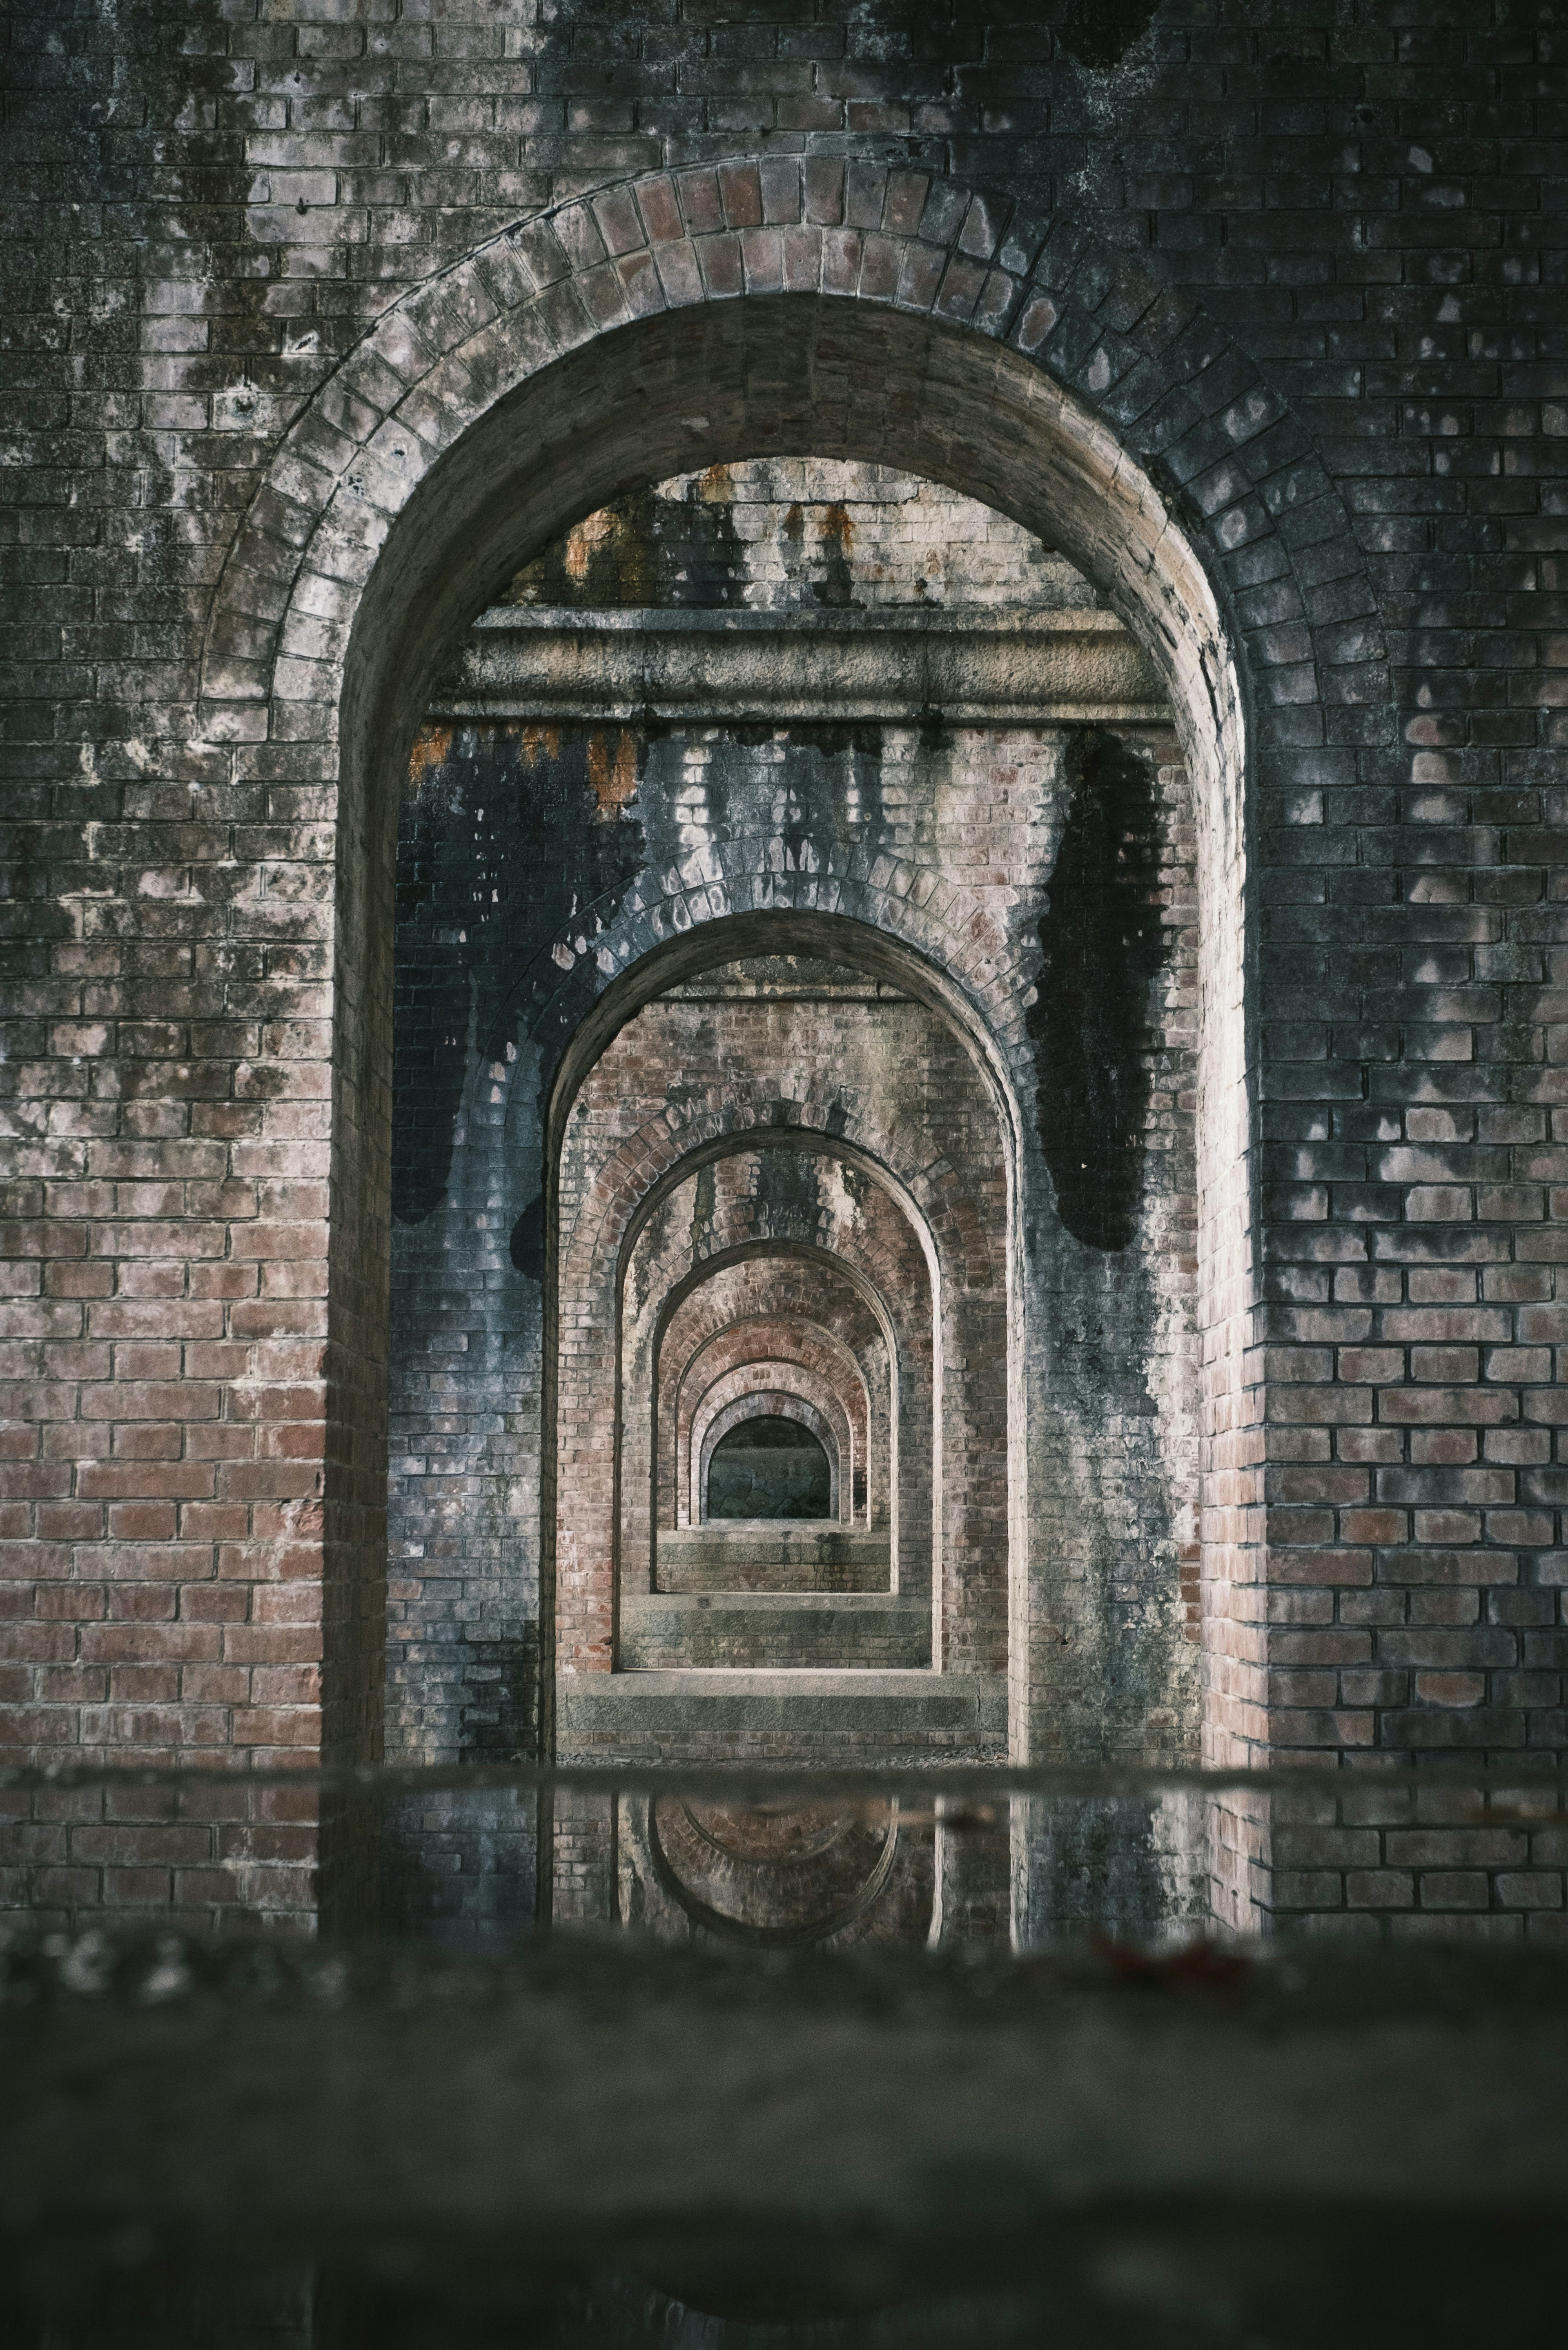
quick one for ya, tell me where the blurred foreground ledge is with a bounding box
[2,1927,1567,2348]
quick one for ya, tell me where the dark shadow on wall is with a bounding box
[460,1628,541,1761]
[1053,0,1162,71]
[1029,731,1168,1252]
[392,726,647,1226]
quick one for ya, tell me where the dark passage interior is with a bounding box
[706,1417,833,1521]
[385,449,1201,1940]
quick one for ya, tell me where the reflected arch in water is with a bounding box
[644,1795,911,1948]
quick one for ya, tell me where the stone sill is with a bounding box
[622,1593,920,1611]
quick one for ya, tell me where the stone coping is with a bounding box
[429,603,1168,725]
[621,1593,923,1613]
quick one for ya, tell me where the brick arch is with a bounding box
[659,1292,888,1539]
[617,1137,952,1350]
[578,1108,945,1314]
[697,1388,844,1528]
[615,1150,939,1607]
[198,152,1381,779]
[531,906,1025,1221]
[674,1322,873,1530]
[645,1239,927,1611]
[484,855,1038,1156]
[200,151,1361,1773]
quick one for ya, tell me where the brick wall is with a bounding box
[7,2,1567,1938]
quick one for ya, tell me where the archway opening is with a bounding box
[389,437,1212,1820]
[337,263,1248,1944]
[570,927,974,1693]
[706,1417,834,1524]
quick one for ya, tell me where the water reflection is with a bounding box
[8,1767,1218,1954]
[7,1764,1566,2349]
[639,1795,915,1944]
[381,1784,1189,1955]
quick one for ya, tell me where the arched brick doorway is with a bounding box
[194,155,1341,1927]
[549,917,1009,1761]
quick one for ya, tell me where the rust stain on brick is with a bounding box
[520,724,561,767]
[563,506,619,584]
[822,501,855,555]
[586,727,639,818]
[406,725,452,789]
[813,502,856,608]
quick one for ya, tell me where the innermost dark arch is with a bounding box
[706,1417,832,1522]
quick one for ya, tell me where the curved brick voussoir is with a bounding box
[198,155,1383,770]
[563,1097,943,1313]
[481,869,1034,1202]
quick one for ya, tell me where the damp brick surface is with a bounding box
[2,4,1568,1940]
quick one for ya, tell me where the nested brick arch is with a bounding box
[621,1150,915,1556]
[528,907,1025,1216]
[550,902,1012,1702]
[658,1284,890,1545]
[618,1136,945,1296]
[617,1138,954,1370]
[191,148,1386,1777]
[648,1241,924,1608]
[697,1389,843,1527]
[478,836,1044,1155]
[673,1318,874,1531]
[569,1073,996,1321]
[694,1379,852,1531]
[612,1144,940,1606]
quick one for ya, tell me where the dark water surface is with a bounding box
[4,1762,1567,2349]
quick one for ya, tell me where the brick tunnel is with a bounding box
[382,454,1205,1939]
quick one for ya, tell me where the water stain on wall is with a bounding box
[393,723,646,1225]
[500,476,748,610]
[1029,731,1168,1251]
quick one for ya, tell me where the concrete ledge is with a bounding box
[559,1669,1004,1739]
[657,1528,892,1593]
[10,1933,1568,2344]
[619,1593,931,1671]
[430,605,1167,726]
